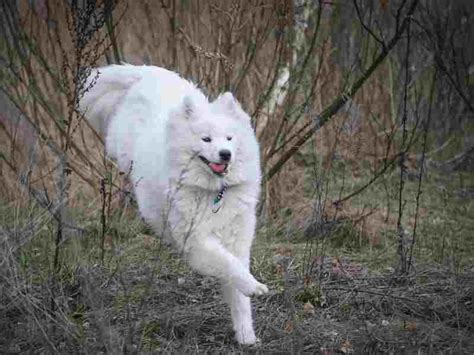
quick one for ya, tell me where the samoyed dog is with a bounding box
[80,65,268,344]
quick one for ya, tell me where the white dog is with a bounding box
[80,65,268,344]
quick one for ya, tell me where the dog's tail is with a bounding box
[79,64,141,134]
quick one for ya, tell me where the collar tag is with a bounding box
[212,182,228,213]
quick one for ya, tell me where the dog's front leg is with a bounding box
[222,279,258,345]
[185,236,268,297]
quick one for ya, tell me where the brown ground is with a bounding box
[1,254,472,354]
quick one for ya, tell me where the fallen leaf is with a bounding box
[142,234,155,249]
[303,301,315,315]
[283,320,294,333]
[340,339,353,354]
[104,235,114,250]
[405,320,417,331]
[275,263,285,276]
[275,245,293,256]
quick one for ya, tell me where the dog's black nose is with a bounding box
[219,149,232,162]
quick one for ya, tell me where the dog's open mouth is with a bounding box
[199,156,228,176]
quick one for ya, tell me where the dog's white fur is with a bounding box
[80,65,268,344]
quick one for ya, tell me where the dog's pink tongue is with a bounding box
[209,163,226,174]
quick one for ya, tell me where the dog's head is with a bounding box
[167,92,260,189]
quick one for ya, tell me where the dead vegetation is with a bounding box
[1,233,472,353]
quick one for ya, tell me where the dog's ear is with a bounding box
[182,95,197,119]
[214,92,251,123]
[169,96,197,126]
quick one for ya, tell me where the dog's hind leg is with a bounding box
[186,236,268,297]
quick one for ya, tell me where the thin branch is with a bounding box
[407,69,437,273]
[353,0,386,50]
[396,11,412,274]
[266,0,419,181]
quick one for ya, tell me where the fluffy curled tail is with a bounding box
[79,64,141,135]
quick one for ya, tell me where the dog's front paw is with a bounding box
[253,281,268,296]
[238,279,269,297]
[235,327,258,345]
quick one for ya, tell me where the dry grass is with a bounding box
[1,221,473,353]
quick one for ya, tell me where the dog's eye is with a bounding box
[202,137,212,143]
[226,136,232,141]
